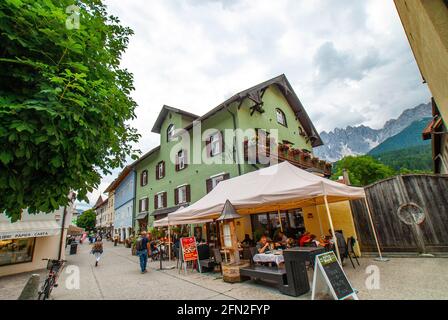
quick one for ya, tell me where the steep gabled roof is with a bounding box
[93,195,108,210]
[151,105,200,134]
[136,74,323,166]
[181,74,323,147]
[94,196,103,208]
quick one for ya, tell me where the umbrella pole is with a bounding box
[364,197,387,261]
[277,209,283,232]
[324,195,342,262]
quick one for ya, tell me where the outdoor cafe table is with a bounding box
[253,252,284,266]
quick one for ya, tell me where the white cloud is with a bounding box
[80,0,431,207]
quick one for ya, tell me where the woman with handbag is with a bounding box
[91,237,104,267]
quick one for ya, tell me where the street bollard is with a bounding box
[18,274,40,300]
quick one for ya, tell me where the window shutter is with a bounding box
[145,198,149,211]
[139,199,142,212]
[206,137,211,157]
[163,192,167,208]
[162,161,165,178]
[223,173,230,180]
[155,164,159,180]
[206,178,212,193]
[183,149,188,169]
[186,185,191,202]
[154,194,158,209]
[175,154,179,172]
[174,188,179,205]
[220,131,225,154]
[140,172,143,186]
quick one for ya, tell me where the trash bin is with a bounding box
[70,243,78,255]
[280,247,325,297]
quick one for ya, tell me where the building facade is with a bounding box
[395,0,448,173]
[0,205,74,276]
[132,75,330,238]
[105,166,136,242]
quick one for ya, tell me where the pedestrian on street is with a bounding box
[91,237,104,267]
[136,231,150,274]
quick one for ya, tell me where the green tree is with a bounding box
[76,209,96,231]
[331,155,395,186]
[0,0,140,221]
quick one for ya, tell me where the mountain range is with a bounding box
[314,102,432,162]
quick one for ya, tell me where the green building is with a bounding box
[132,74,330,240]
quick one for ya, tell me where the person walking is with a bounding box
[136,231,150,274]
[91,237,104,267]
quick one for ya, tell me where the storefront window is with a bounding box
[0,238,35,266]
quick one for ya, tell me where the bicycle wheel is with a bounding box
[38,280,50,300]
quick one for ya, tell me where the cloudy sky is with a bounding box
[77,0,431,210]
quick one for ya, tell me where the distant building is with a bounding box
[394,0,448,173]
[104,166,135,242]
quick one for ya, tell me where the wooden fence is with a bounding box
[350,174,448,253]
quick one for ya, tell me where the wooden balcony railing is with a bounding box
[243,139,332,176]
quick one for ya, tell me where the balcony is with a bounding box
[243,139,332,176]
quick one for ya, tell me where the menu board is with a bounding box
[180,237,198,262]
[312,251,357,300]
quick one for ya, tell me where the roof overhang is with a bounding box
[151,105,199,134]
[180,74,323,147]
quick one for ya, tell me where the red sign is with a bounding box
[180,237,198,262]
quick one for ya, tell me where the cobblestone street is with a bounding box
[2,240,448,300]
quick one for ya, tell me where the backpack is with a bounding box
[135,237,143,251]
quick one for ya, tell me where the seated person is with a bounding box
[309,234,320,247]
[286,237,296,248]
[299,232,311,247]
[256,235,271,254]
[241,234,255,247]
[274,231,288,249]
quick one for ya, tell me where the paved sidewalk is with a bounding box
[1,240,448,300]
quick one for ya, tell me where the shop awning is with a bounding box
[135,212,148,220]
[68,225,84,235]
[167,161,366,222]
[0,220,61,240]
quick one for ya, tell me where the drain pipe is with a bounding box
[226,108,242,176]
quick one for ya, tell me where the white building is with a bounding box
[0,203,74,276]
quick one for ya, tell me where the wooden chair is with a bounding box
[347,236,360,268]
[249,247,257,266]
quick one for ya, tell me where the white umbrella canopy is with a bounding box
[167,161,366,223]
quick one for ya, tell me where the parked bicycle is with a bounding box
[38,258,66,300]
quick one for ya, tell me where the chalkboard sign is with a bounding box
[312,251,358,300]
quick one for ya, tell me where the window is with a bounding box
[207,131,223,157]
[0,238,35,266]
[175,185,190,205]
[276,108,287,127]
[140,170,148,186]
[176,150,187,171]
[155,192,167,209]
[139,198,148,212]
[210,132,222,157]
[156,161,165,180]
[211,175,225,189]
[206,173,230,193]
[167,124,175,142]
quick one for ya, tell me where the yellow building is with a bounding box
[394,0,448,173]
